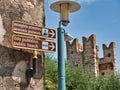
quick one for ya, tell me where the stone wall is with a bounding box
[0,0,44,90]
[66,38,83,67]
[0,45,44,90]
[82,34,98,76]
[0,0,44,47]
[66,34,116,77]
[99,42,116,76]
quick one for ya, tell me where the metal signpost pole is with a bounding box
[58,21,65,90]
[33,50,37,74]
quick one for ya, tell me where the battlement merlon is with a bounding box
[82,34,96,50]
[102,42,116,59]
[99,42,116,76]
[103,42,115,49]
[66,38,83,52]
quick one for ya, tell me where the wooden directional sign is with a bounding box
[12,21,56,40]
[12,35,56,52]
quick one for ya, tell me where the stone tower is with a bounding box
[82,34,99,76]
[99,42,116,76]
[66,34,116,77]
[66,38,83,67]
[0,0,44,90]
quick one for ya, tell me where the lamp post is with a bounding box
[50,1,80,90]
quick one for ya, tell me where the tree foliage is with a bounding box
[45,54,120,90]
[44,53,58,90]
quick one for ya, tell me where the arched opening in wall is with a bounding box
[107,53,111,57]
[75,63,79,67]
[102,72,105,76]
[109,63,113,70]
[111,67,113,70]
[71,51,73,54]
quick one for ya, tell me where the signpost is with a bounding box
[11,21,56,78]
[11,20,56,52]
[12,35,56,52]
[12,21,56,40]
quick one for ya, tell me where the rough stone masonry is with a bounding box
[0,0,44,90]
[66,34,116,77]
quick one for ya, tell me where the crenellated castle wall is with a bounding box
[99,42,116,76]
[66,38,83,67]
[66,34,116,77]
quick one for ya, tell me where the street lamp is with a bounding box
[50,0,80,90]
[50,0,80,26]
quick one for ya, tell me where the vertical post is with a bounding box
[33,50,37,74]
[57,22,65,90]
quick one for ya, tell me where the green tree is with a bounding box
[44,54,120,90]
[66,66,92,90]
[44,53,58,90]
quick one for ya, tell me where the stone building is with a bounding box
[0,0,44,90]
[66,34,116,77]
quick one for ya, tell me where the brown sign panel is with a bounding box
[12,35,56,52]
[12,21,56,40]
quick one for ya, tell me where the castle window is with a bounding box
[71,51,73,54]
[111,67,113,70]
[102,72,105,76]
[84,63,88,66]
[75,64,79,67]
[107,53,111,57]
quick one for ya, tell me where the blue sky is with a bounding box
[44,0,120,71]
